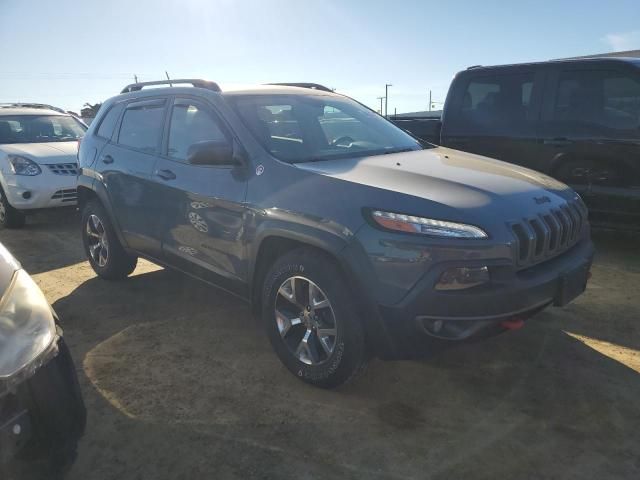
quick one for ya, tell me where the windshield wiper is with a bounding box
[381,148,416,155]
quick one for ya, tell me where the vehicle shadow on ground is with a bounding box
[52,267,640,480]
[0,209,83,274]
[558,230,640,351]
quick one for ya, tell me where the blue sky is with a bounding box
[1,0,639,114]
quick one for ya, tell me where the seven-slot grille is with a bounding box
[46,163,78,175]
[511,198,588,268]
[51,189,77,202]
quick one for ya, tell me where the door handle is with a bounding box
[543,138,572,146]
[155,169,176,181]
[102,155,114,164]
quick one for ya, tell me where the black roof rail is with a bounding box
[267,83,334,92]
[466,65,483,70]
[120,79,221,94]
[0,102,66,113]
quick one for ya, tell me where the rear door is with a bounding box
[539,64,640,227]
[441,68,545,169]
[152,96,248,295]
[98,97,167,255]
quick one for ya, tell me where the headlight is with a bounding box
[370,210,488,238]
[7,155,42,176]
[0,269,57,393]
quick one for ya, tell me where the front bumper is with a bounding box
[370,238,594,359]
[1,171,77,210]
[0,337,86,470]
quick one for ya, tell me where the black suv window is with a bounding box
[167,100,228,162]
[96,103,125,140]
[554,69,640,131]
[118,100,166,153]
[457,72,535,133]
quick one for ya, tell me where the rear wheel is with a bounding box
[81,201,137,280]
[0,187,26,229]
[262,248,367,388]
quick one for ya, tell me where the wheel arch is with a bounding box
[77,177,129,250]
[248,225,391,356]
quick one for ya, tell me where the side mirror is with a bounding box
[186,140,234,166]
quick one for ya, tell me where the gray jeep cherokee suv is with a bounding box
[77,79,594,388]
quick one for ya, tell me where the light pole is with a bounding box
[377,96,385,116]
[385,83,392,118]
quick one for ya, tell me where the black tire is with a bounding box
[0,187,26,229]
[81,200,137,280]
[262,248,367,388]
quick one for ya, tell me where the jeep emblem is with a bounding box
[534,195,551,204]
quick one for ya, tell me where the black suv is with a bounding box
[394,57,640,230]
[77,79,594,387]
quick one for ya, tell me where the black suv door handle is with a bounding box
[543,138,572,146]
[155,169,176,181]
[102,155,114,164]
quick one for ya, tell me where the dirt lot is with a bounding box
[1,210,639,480]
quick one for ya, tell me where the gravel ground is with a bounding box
[1,210,639,480]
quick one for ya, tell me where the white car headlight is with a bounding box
[371,210,488,238]
[7,155,42,176]
[0,269,57,393]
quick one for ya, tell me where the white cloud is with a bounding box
[602,30,640,52]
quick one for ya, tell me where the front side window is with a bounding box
[458,72,535,133]
[167,101,228,161]
[0,115,86,144]
[554,69,640,131]
[118,102,165,153]
[230,94,423,163]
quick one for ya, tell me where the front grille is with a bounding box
[51,188,77,202]
[511,198,588,268]
[46,163,78,175]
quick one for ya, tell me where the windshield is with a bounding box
[0,115,86,144]
[230,94,426,163]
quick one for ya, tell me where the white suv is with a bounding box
[0,104,86,228]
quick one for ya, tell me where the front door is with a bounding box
[152,96,248,295]
[441,69,545,170]
[98,97,167,255]
[539,66,640,228]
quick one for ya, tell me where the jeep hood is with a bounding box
[295,147,574,217]
[0,142,78,164]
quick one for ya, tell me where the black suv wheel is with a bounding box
[0,187,26,229]
[81,201,137,280]
[262,248,367,388]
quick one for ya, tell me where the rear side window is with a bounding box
[553,69,640,131]
[96,103,124,139]
[118,101,166,153]
[167,100,228,162]
[457,72,535,133]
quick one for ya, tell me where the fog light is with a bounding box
[22,191,31,199]
[435,266,489,290]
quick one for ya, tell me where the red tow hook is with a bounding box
[501,318,525,330]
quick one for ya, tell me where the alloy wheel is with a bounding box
[275,276,338,366]
[86,214,109,267]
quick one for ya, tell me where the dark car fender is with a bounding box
[247,214,397,358]
[76,174,130,251]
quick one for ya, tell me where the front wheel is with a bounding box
[81,201,137,280]
[262,249,367,388]
[0,187,26,229]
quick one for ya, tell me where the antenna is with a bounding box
[165,71,172,87]
[134,74,138,83]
